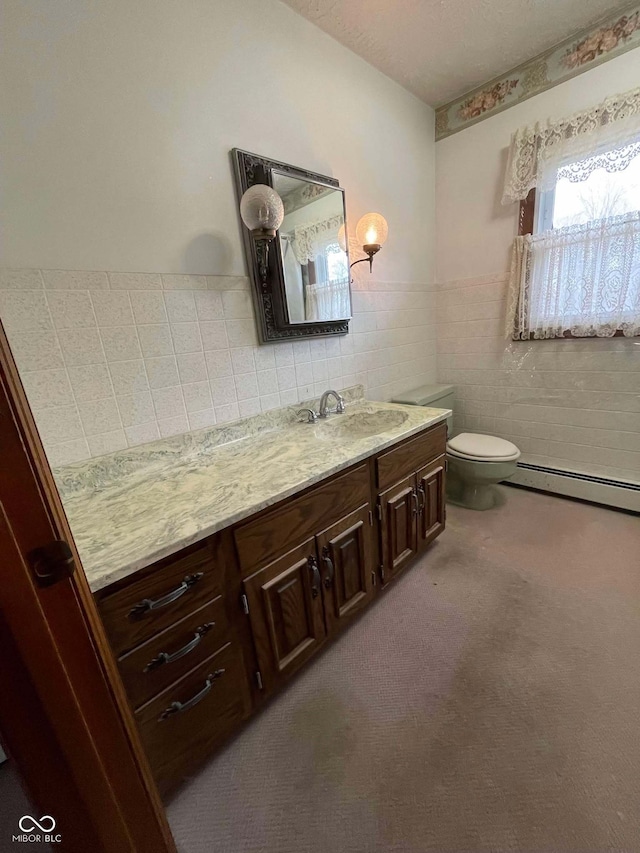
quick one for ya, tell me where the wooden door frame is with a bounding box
[0,321,176,852]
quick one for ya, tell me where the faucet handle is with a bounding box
[335,395,345,414]
[297,408,318,424]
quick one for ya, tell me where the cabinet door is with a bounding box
[243,538,326,692]
[417,455,446,551]
[316,503,374,634]
[379,473,418,583]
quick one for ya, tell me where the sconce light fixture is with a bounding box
[350,212,389,274]
[239,184,285,287]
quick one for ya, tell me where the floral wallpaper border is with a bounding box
[435,3,640,140]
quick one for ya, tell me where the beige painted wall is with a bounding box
[435,50,640,485]
[0,0,436,463]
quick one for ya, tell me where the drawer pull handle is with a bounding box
[411,489,419,516]
[321,547,334,589]
[129,573,203,618]
[418,485,426,516]
[308,555,321,599]
[143,622,215,672]
[158,668,226,721]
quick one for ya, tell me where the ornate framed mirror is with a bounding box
[232,149,352,343]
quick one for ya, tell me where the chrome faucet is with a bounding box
[318,389,345,418]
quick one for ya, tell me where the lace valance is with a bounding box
[291,214,344,265]
[502,86,640,204]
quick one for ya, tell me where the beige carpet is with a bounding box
[167,486,640,852]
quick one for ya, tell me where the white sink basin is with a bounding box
[314,409,408,440]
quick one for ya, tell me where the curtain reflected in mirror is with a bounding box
[273,172,351,323]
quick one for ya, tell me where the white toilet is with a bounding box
[392,385,521,510]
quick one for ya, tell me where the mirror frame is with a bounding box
[232,148,351,343]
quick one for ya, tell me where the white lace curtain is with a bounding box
[508,212,640,339]
[504,86,640,339]
[306,280,351,322]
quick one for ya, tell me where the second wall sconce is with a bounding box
[350,212,389,275]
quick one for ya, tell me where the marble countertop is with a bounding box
[56,390,449,593]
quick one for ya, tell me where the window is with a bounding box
[505,89,640,341]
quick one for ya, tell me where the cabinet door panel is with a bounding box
[243,538,326,692]
[417,456,446,551]
[316,503,374,633]
[379,473,417,583]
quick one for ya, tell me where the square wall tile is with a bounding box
[91,291,134,327]
[87,430,127,457]
[230,347,255,375]
[137,324,173,358]
[274,343,294,367]
[158,414,189,438]
[0,290,52,332]
[124,422,160,445]
[165,291,197,324]
[145,356,180,389]
[8,331,64,372]
[77,397,122,436]
[47,291,96,329]
[162,274,207,290]
[200,321,228,351]
[235,372,259,401]
[238,398,261,418]
[151,386,186,420]
[68,364,113,401]
[214,402,240,423]
[117,392,155,427]
[130,291,168,325]
[188,408,217,430]
[210,377,237,406]
[183,381,212,413]
[100,326,142,362]
[277,366,296,391]
[109,360,148,396]
[194,290,223,321]
[205,350,232,379]
[21,369,74,410]
[226,319,257,348]
[58,329,106,366]
[253,346,276,371]
[34,405,84,444]
[46,438,90,467]
[222,290,253,319]
[177,352,207,384]
[170,322,202,354]
[257,369,278,396]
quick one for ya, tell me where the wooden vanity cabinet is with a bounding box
[95,421,447,798]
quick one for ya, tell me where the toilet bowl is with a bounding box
[446,432,520,510]
[391,385,521,511]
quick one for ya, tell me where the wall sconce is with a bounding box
[239,184,285,288]
[350,212,389,275]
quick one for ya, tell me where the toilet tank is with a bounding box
[392,384,454,436]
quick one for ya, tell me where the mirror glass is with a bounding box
[272,171,351,324]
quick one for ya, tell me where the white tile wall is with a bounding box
[436,273,640,484]
[0,269,436,465]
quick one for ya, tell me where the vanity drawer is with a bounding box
[376,423,446,491]
[99,541,225,656]
[234,463,370,577]
[117,596,231,710]
[135,642,251,796]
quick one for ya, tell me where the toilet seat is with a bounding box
[447,432,520,463]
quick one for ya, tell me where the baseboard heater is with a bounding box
[507,462,640,513]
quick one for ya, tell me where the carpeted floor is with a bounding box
[167,486,640,852]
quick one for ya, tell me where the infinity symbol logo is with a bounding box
[19,815,56,833]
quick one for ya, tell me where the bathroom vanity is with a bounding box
[56,393,448,797]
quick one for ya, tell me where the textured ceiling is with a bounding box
[281,0,631,106]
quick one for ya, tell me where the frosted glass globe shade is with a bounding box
[240,185,284,232]
[355,213,388,248]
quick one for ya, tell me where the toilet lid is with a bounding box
[447,433,520,462]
